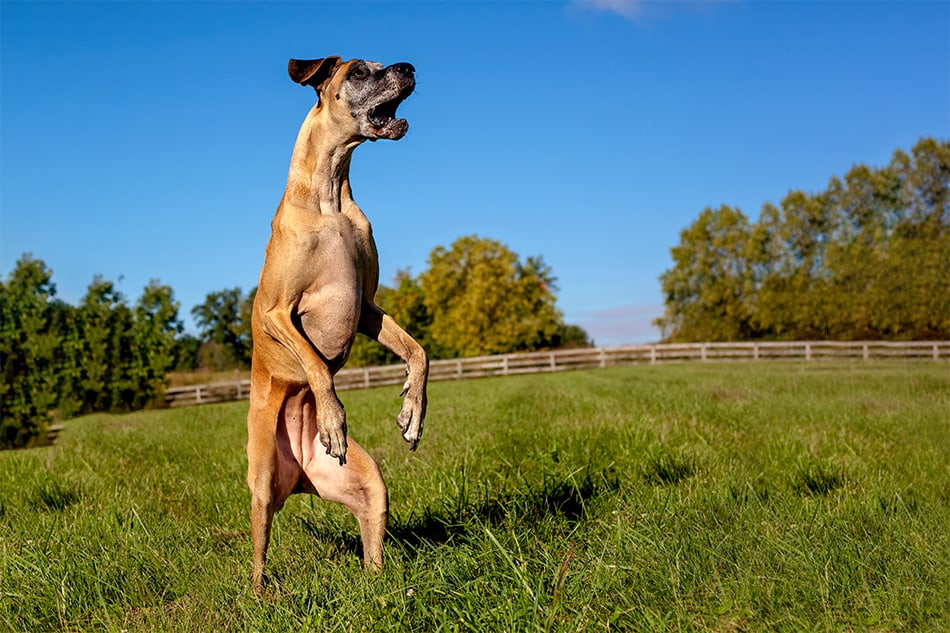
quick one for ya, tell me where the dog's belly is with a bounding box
[273,385,319,496]
[273,384,363,499]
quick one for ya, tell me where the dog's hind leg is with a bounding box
[246,379,300,594]
[247,449,278,595]
[303,438,389,570]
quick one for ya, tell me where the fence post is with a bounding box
[863,343,869,361]
[549,353,556,371]
[502,355,509,376]
[650,345,657,364]
[363,368,371,388]
[456,359,463,379]
[805,343,812,361]
[753,343,759,360]
[236,381,242,400]
[599,348,607,368]
[701,344,707,361]
[195,386,203,404]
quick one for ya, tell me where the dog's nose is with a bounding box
[389,62,415,77]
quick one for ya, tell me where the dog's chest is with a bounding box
[291,215,374,364]
[280,211,373,281]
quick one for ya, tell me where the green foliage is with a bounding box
[191,287,253,370]
[172,333,202,371]
[658,205,756,341]
[657,137,950,341]
[0,256,183,448]
[133,280,185,407]
[75,277,136,412]
[1,362,948,631]
[419,235,569,357]
[550,322,593,348]
[0,255,60,448]
[349,240,591,366]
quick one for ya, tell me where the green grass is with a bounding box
[1,361,948,632]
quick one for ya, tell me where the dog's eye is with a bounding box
[348,66,369,81]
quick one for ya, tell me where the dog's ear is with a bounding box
[288,57,342,94]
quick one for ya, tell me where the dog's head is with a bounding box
[289,57,415,141]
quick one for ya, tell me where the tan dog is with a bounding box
[246,56,428,594]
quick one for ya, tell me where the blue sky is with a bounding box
[2,1,947,346]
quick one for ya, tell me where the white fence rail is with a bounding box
[164,340,949,408]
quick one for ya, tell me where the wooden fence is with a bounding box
[164,340,949,408]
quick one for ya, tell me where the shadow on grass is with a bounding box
[288,465,621,563]
[639,446,696,486]
[791,459,845,496]
[388,465,621,552]
[29,476,83,512]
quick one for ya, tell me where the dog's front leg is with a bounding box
[359,303,428,449]
[260,306,348,464]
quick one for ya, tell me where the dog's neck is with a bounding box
[284,108,363,215]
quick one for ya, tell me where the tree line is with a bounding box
[1,235,590,448]
[1,259,182,448]
[655,137,949,342]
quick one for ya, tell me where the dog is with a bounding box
[246,56,428,594]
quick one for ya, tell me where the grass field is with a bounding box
[1,361,948,632]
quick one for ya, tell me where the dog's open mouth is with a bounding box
[368,98,404,128]
[366,85,413,139]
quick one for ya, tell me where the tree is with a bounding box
[191,287,252,369]
[131,281,183,407]
[656,206,757,341]
[869,138,950,338]
[0,255,60,448]
[75,277,137,412]
[172,333,202,371]
[419,235,566,356]
[550,323,594,348]
[819,161,902,339]
[754,190,837,339]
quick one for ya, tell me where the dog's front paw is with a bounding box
[318,401,348,465]
[396,383,426,450]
